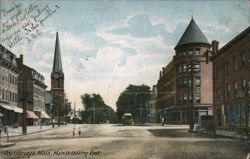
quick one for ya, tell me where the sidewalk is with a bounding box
[1,125,53,137]
[216,130,235,138]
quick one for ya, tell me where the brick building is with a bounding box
[0,44,21,127]
[212,27,250,129]
[156,18,214,124]
[17,55,48,126]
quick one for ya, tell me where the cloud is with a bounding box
[108,14,168,39]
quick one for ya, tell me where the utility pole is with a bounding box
[22,76,27,134]
[189,55,194,132]
[74,102,76,125]
[93,106,95,124]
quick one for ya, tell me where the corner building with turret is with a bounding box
[156,18,216,124]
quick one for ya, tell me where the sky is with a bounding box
[0,0,249,110]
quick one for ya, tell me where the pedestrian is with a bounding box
[161,117,164,126]
[73,128,75,137]
[78,127,81,136]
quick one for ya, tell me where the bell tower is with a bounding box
[51,32,64,126]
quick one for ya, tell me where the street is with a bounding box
[0,124,248,159]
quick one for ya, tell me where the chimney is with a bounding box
[212,40,219,54]
[20,54,23,64]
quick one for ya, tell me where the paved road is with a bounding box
[0,124,248,159]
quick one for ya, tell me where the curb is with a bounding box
[0,142,16,148]
[1,126,63,138]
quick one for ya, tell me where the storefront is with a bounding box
[26,111,39,126]
[225,102,249,127]
[0,104,23,127]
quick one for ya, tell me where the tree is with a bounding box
[116,84,151,123]
[81,93,117,124]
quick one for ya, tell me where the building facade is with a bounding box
[213,27,250,129]
[149,85,157,123]
[17,55,48,126]
[156,18,214,124]
[0,44,21,127]
[51,32,65,125]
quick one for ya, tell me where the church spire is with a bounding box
[52,32,64,76]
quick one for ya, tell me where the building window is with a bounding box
[226,61,230,75]
[241,53,245,67]
[177,64,182,73]
[234,81,238,90]
[179,94,182,104]
[195,77,201,87]
[196,93,201,103]
[183,94,188,103]
[242,78,246,89]
[183,50,187,56]
[216,88,222,100]
[195,48,200,56]
[233,57,237,70]
[193,62,200,72]
[227,84,230,97]
[183,64,187,72]
[188,49,193,56]
[234,81,238,98]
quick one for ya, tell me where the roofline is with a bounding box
[0,44,17,57]
[174,42,211,50]
[212,26,250,60]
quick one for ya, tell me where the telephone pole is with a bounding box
[22,77,27,134]
[189,55,194,132]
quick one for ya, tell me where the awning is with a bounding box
[26,111,39,119]
[0,104,23,113]
[12,106,23,113]
[0,104,14,111]
[41,111,50,119]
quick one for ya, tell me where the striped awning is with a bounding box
[26,111,39,119]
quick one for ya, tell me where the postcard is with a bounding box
[0,0,250,158]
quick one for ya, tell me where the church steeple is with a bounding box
[52,32,64,76]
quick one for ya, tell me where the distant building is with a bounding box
[212,27,250,129]
[17,55,48,126]
[149,85,157,123]
[156,18,214,124]
[51,32,65,124]
[0,45,21,127]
